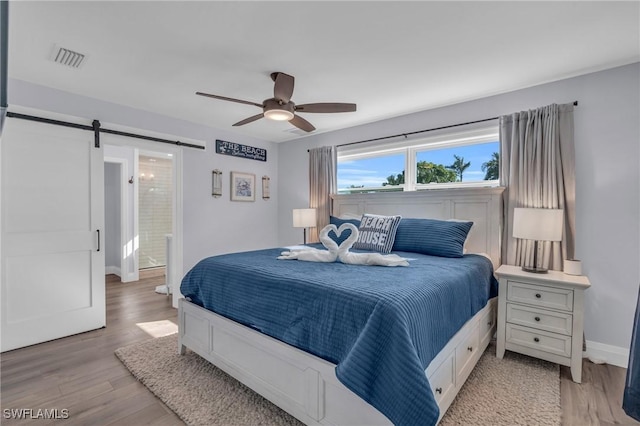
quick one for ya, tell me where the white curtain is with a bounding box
[500,103,576,271]
[308,146,337,243]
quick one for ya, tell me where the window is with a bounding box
[337,125,499,194]
[337,152,405,194]
[415,141,499,187]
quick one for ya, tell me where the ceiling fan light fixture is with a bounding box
[197,72,356,132]
[264,108,294,121]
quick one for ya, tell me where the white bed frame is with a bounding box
[179,187,504,425]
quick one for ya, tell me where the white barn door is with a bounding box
[1,117,105,352]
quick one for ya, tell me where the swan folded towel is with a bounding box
[277,247,337,262]
[340,251,410,267]
[278,225,339,262]
[279,223,409,267]
[336,223,409,267]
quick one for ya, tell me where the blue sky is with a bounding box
[337,141,499,188]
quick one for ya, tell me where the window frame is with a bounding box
[337,147,406,194]
[336,124,499,194]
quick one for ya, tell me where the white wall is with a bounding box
[9,79,280,280]
[278,63,640,359]
[182,140,278,273]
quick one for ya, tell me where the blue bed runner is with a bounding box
[181,247,497,426]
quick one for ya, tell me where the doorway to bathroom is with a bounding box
[103,139,180,300]
[138,152,173,277]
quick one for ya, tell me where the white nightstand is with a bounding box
[495,264,591,383]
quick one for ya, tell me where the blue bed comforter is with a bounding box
[181,247,498,426]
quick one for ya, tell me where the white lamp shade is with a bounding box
[513,208,563,241]
[293,208,317,228]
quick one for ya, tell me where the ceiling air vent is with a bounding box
[50,45,86,69]
[283,128,308,136]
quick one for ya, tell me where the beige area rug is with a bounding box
[439,344,561,426]
[115,334,560,426]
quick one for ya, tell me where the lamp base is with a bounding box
[521,266,549,274]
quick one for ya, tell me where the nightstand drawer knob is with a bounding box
[467,346,473,352]
[535,293,542,299]
[435,387,443,394]
[534,337,540,343]
[534,316,541,322]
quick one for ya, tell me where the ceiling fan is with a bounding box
[196,72,356,132]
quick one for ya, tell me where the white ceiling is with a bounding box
[8,1,640,143]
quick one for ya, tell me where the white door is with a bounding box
[1,117,105,352]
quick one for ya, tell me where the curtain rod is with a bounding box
[6,111,205,150]
[336,100,578,149]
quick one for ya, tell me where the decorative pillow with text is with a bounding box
[352,214,402,254]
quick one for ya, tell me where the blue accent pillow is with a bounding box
[392,218,473,258]
[352,214,402,254]
[329,216,361,246]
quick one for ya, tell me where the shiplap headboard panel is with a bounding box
[331,187,504,268]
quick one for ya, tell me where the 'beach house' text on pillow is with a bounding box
[353,214,402,254]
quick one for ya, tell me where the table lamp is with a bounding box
[292,208,317,244]
[512,207,563,273]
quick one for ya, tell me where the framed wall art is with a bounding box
[230,171,256,202]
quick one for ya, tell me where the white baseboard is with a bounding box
[105,266,121,277]
[585,340,629,368]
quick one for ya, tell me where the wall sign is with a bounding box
[216,139,267,162]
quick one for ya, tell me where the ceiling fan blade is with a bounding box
[233,113,264,127]
[289,115,316,132]
[196,92,263,108]
[295,103,357,113]
[273,72,294,103]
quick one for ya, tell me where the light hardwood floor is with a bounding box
[1,275,182,425]
[1,275,638,425]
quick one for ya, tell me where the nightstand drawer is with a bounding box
[506,303,573,335]
[505,324,571,357]
[507,281,574,312]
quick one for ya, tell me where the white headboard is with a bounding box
[331,187,504,268]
